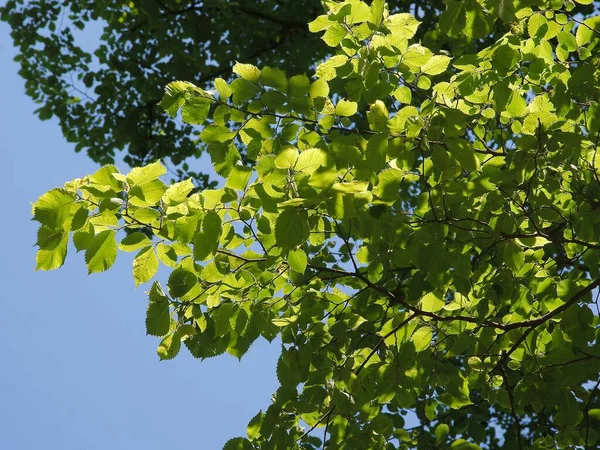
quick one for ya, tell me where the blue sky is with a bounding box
[0,19,280,450]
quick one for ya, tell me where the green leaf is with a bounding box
[222,437,253,450]
[119,232,152,252]
[32,188,76,230]
[127,160,166,185]
[274,147,299,169]
[225,166,253,191]
[85,230,117,274]
[194,211,222,261]
[156,242,179,268]
[157,81,198,116]
[129,180,168,207]
[385,13,420,39]
[201,125,237,143]
[335,99,358,116]
[589,409,600,420]
[369,0,385,26]
[247,411,263,440]
[146,282,170,337]
[309,79,330,99]
[288,248,308,274]
[233,62,261,83]
[446,139,479,172]
[157,331,181,360]
[421,55,451,75]
[288,74,310,97]
[450,440,481,450]
[435,423,450,443]
[367,100,389,131]
[89,164,122,191]
[231,78,260,104]
[275,208,310,248]
[168,267,198,298]
[133,246,159,286]
[412,326,433,351]
[439,0,467,37]
[162,178,195,205]
[576,17,600,46]
[181,96,211,124]
[420,292,444,313]
[347,1,370,24]
[322,23,347,47]
[295,148,328,174]
[215,77,232,99]
[374,168,402,200]
[35,228,68,271]
[393,86,412,104]
[260,66,287,91]
[503,240,524,271]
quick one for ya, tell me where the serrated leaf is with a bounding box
[309,79,330,99]
[35,229,68,271]
[504,240,524,271]
[295,148,328,174]
[576,16,600,46]
[274,147,299,169]
[446,139,479,172]
[369,0,385,26]
[157,81,197,116]
[85,230,117,274]
[231,78,260,104]
[420,292,444,312]
[247,411,263,441]
[127,160,166,185]
[260,66,287,92]
[162,178,195,205]
[225,165,253,191]
[393,86,412,104]
[322,23,347,47]
[157,331,181,360]
[181,95,211,124]
[129,179,167,207]
[421,55,451,76]
[119,232,152,252]
[32,188,76,230]
[201,125,236,143]
[146,281,170,337]
[288,248,307,274]
[194,211,222,261]
[223,437,253,450]
[233,62,261,82]
[367,100,389,131]
[385,13,420,39]
[275,208,309,248]
[412,326,433,351]
[89,164,122,191]
[215,77,232,99]
[335,99,358,117]
[156,242,178,268]
[435,423,449,443]
[168,267,198,298]
[133,246,159,286]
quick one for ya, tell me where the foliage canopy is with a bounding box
[2,0,506,186]
[29,0,600,449]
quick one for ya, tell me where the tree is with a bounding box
[0,0,514,186]
[29,0,600,449]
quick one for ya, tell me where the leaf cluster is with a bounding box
[31,0,600,449]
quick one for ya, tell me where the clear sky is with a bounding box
[0,18,280,450]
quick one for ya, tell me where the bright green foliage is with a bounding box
[32,0,600,449]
